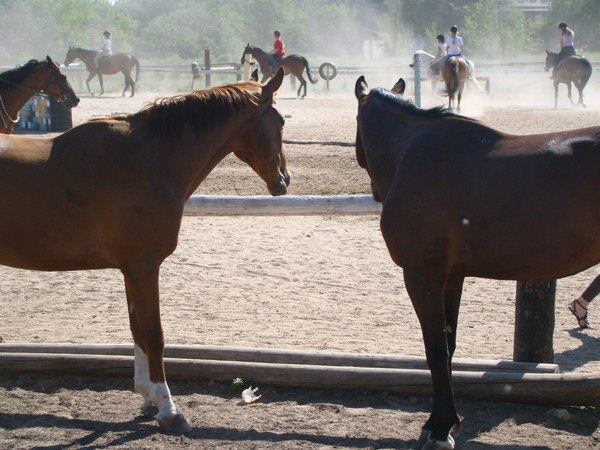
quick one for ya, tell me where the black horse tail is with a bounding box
[578,58,593,88]
[302,57,318,84]
[132,56,140,82]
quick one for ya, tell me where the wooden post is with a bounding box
[204,48,211,88]
[514,280,556,363]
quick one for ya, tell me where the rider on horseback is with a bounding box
[552,22,576,79]
[94,31,112,70]
[429,34,447,77]
[271,31,285,61]
[444,25,473,78]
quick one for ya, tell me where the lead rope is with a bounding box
[0,93,20,130]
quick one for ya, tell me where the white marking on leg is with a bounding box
[134,344,151,411]
[149,381,179,420]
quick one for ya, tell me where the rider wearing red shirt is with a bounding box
[272,30,285,59]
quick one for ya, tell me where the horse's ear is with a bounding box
[250,68,259,82]
[546,49,549,55]
[355,76,369,101]
[46,55,53,64]
[391,78,405,95]
[263,67,284,98]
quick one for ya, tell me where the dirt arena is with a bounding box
[1,71,599,449]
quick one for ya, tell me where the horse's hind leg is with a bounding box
[98,74,105,95]
[404,267,459,449]
[567,82,575,106]
[123,73,135,97]
[123,263,191,434]
[575,82,586,108]
[296,76,307,98]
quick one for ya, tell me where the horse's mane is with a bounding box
[0,60,41,90]
[118,82,263,138]
[370,87,479,123]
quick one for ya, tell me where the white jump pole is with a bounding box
[183,194,381,216]
[243,54,251,80]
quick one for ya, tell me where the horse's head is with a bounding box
[234,67,290,196]
[544,50,557,72]
[240,43,252,65]
[40,56,80,107]
[354,75,381,202]
[63,46,76,67]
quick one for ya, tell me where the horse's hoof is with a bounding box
[158,413,192,434]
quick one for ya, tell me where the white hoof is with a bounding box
[421,433,455,450]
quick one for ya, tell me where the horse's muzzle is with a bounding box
[61,95,81,108]
[269,171,290,196]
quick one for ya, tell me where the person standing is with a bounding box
[94,31,112,69]
[552,22,576,78]
[271,30,285,60]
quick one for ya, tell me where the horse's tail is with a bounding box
[578,58,593,88]
[302,57,318,84]
[132,56,140,82]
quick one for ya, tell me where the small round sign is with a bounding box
[319,62,337,80]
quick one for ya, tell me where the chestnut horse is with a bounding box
[241,44,317,98]
[355,76,600,449]
[64,46,140,97]
[442,56,468,111]
[544,51,592,108]
[0,69,288,433]
[0,56,79,134]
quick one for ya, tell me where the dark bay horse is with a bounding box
[242,44,317,98]
[442,56,468,111]
[0,56,79,134]
[64,46,140,97]
[0,69,288,433]
[354,76,600,449]
[545,50,592,108]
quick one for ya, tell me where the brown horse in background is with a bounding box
[0,69,288,433]
[0,56,79,134]
[242,44,317,98]
[64,46,140,97]
[442,56,468,111]
[355,76,600,449]
[545,51,592,108]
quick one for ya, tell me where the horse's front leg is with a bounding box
[123,262,191,434]
[553,81,559,109]
[86,73,96,95]
[404,267,459,450]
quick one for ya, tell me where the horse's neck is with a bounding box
[76,50,97,67]
[0,85,33,132]
[160,116,251,200]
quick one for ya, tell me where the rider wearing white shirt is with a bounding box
[94,31,112,69]
[444,25,473,77]
[446,26,464,56]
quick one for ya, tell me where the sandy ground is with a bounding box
[1,70,599,449]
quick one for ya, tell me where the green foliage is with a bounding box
[0,0,596,66]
